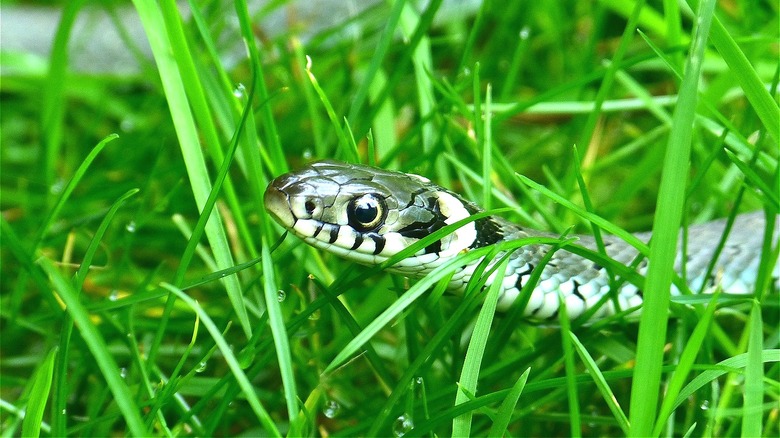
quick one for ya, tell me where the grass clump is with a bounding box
[1,0,778,436]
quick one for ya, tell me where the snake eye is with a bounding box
[347,194,387,232]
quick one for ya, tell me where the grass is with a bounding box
[1,0,779,436]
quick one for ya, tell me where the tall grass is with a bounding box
[1,0,778,436]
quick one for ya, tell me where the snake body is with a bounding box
[264,160,779,321]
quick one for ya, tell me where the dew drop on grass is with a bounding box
[233,83,245,98]
[415,376,423,385]
[195,361,207,373]
[322,399,340,418]
[108,290,119,301]
[125,221,137,233]
[700,400,709,411]
[120,118,135,132]
[519,26,530,40]
[50,179,64,195]
[277,290,286,302]
[392,414,413,437]
[302,149,313,160]
[119,367,127,378]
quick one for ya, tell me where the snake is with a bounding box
[264,160,779,322]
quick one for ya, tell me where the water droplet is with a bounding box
[308,310,320,321]
[61,408,67,415]
[108,290,119,301]
[392,414,414,437]
[50,180,65,195]
[322,399,340,418]
[302,149,313,159]
[277,290,286,302]
[195,361,207,373]
[519,26,530,40]
[120,118,135,132]
[700,400,709,411]
[233,83,245,98]
[125,221,137,233]
[119,367,127,378]
[415,376,424,386]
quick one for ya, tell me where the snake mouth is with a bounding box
[264,185,294,228]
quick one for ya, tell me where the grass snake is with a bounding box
[264,160,779,322]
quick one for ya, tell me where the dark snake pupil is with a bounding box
[354,199,378,223]
[347,194,386,232]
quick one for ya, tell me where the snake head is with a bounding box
[264,160,488,273]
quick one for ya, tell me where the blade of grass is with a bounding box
[569,332,630,434]
[37,258,146,436]
[652,291,721,436]
[34,134,118,249]
[21,348,57,438]
[234,0,286,171]
[132,1,251,340]
[260,241,298,422]
[669,349,780,413]
[324,232,566,374]
[452,256,509,436]
[557,291,581,437]
[52,188,140,436]
[742,300,764,437]
[628,0,716,434]
[346,0,406,126]
[487,367,531,437]
[160,283,281,437]
[709,17,779,143]
[41,0,84,195]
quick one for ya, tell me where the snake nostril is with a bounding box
[304,200,316,214]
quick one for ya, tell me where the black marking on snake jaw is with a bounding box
[398,196,448,241]
[329,226,339,244]
[351,234,364,250]
[369,233,385,255]
[425,240,442,254]
[404,187,430,208]
[312,222,325,238]
[462,203,505,249]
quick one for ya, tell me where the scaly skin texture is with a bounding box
[265,160,779,322]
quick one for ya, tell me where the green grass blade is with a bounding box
[34,134,117,249]
[487,367,531,437]
[652,292,720,436]
[557,292,581,437]
[40,0,84,193]
[260,242,299,422]
[132,1,251,338]
[346,0,406,127]
[669,349,780,412]
[742,300,764,437]
[628,0,716,434]
[569,332,630,434]
[21,348,57,438]
[37,258,147,435]
[160,283,281,437]
[709,17,780,143]
[452,256,509,436]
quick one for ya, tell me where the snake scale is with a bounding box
[264,160,779,322]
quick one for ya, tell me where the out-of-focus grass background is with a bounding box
[1,0,778,436]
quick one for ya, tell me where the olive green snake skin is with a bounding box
[264,160,779,322]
